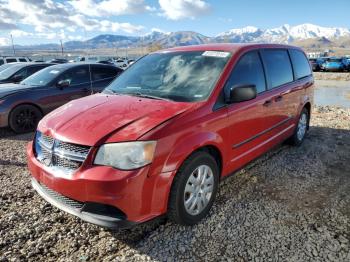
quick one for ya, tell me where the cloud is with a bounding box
[0,21,18,30]
[10,30,33,37]
[158,0,211,20]
[0,0,146,36]
[0,37,10,46]
[68,0,154,17]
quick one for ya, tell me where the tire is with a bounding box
[168,151,219,225]
[9,104,42,133]
[288,108,309,146]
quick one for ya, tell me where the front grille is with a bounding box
[35,132,91,175]
[39,181,84,210]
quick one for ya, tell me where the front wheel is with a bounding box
[288,108,309,146]
[9,105,42,133]
[168,151,219,225]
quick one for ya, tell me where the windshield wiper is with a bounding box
[128,92,172,101]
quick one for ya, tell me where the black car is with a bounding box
[0,63,123,133]
[0,63,54,84]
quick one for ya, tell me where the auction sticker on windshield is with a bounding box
[202,51,230,58]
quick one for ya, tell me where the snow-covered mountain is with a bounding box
[216,23,350,44]
[1,23,349,52]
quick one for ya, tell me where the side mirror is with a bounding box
[12,74,23,83]
[57,79,70,89]
[225,84,257,103]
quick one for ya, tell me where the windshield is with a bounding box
[21,65,63,86]
[0,64,24,80]
[328,59,342,62]
[104,51,231,102]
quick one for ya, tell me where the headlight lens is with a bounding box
[94,141,157,170]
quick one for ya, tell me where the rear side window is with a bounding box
[92,66,120,81]
[19,58,27,62]
[6,58,17,63]
[262,50,293,89]
[289,50,312,79]
[27,65,47,76]
[225,51,266,94]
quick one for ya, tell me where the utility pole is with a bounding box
[60,40,64,56]
[10,34,15,55]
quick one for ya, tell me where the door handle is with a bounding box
[263,99,272,106]
[274,95,283,102]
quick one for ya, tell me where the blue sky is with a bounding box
[0,0,349,46]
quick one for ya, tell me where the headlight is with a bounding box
[94,141,157,170]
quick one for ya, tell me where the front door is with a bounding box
[224,50,273,173]
[40,65,92,113]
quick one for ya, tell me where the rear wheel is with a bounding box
[9,105,42,133]
[168,151,219,225]
[288,107,309,146]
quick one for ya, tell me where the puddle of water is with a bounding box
[314,80,350,108]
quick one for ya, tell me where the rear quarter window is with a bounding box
[262,49,294,89]
[289,49,312,79]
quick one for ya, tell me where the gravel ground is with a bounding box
[314,72,350,81]
[0,106,350,261]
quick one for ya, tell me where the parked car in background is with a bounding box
[114,58,128,68]
[0,56,31,65]
[27,44,313,229]
[341,57,350,71]
[309,58,327,71]
[0,63,122,133]
[321,57,346,72]
[0,63,54,84]
[47,58,68,64]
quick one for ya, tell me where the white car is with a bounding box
[114,58,128,68]
[0,56,31,65]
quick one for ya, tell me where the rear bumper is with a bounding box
[31,178,136,229]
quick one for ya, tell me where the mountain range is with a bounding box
[2,23,350,51]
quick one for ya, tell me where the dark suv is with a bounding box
[0,63,122,133]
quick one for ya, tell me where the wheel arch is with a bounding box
[8,102,44,131]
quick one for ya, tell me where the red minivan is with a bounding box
[27,44,313,228]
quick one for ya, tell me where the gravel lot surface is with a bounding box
[314,72,350,81]
[0,106,349,261]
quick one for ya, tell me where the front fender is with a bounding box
[162,131,226,174]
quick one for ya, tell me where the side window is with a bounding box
[58,66,90,86]
[262,50,294,89]
[225,51,266,94]
[0,59,4,65]
[6,58,17,63]
[92,66,120,81]
[289,49,312,79]
[13,68,27,78]
[19,58,27,62]
[27,66,46,76]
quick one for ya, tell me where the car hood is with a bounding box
[38,93,196,146]
[0,83,31,98]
